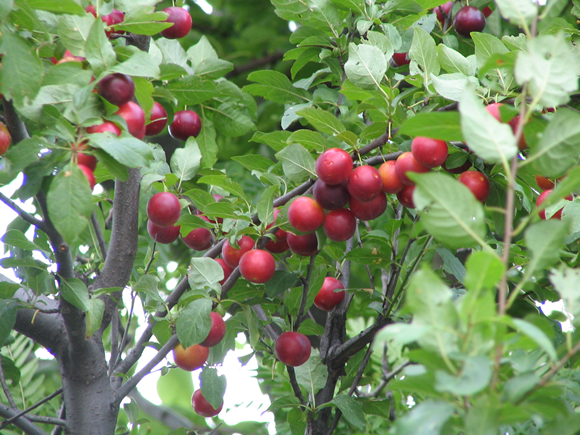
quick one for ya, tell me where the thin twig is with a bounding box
[295,255,317,330]
[90,211,107,261]
[0,387,63,430]
[287,366,307,406]
[0,192,45,230]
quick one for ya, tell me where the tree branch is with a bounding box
[287,366,307,406]
[3,99,30,144]
[0,404,47,435]
[116,335,179,400]
[0,192,45,230]
[90,211,107,261]
[0,388,63,432]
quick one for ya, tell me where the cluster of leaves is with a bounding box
[1,0,580,434]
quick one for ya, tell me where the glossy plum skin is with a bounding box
[485,103,528,150]
[192,389,222,418]
[314,277,345,311]
[397,185,416,208]
[378,161,403,194]
[173,343,209,371]
[161,7,193,39]
[453,6,486,38]
[145,102,168,136]
[323,209,356,242]
[288,196,325,233]
[287,232,318,256]
[182,227,212,251]
[0,122,11,156]
[411,137,448,168]
[78,164,96,190]
[537,189,573,220]
[315,148,353,185]
[169,110,202,141]
[275,332,311,367]
[313,180,350,210]
[265,209,290,253]
[392,52,410,67]
[200,312,226,347]
[97,73,134,106]
[147,192,181,227]
[535,175,555,191]
[215,258,234,286]
[458,171,491,203]
[147,221,181,244]
[86,121,121,136]
[349,192,387,221]
[395,152,430,186]
[435,1,453,23]
[239,249,276,284]
[347,165,383,201]
[221,235,255,268]
[115,101,146,139]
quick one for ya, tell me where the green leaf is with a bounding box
[524,220,568,278]
[331,395,365,427]
[89,134,153,168]
[197,175,246,199]
[114,8,172,35]
[86,298,105,339]
[271,0,311,21]
[515,34,579,108]
[435,355,492,395]
[295,107,345,135]
[175,298,212,348]
[231,154,275,173]
[197,119,218,169]
[550,266,580,322]
[250,130,292,152]
[0,0,13,17]
[47,165,93,244]
[156,39,192,73]
[0,31,43,108]
[524,109,580,177]
[437,44,473,76]
[258,186,278,226]
[459,87,517,164]
[59,277,91,312]
[245,70,311,104]
[435,247,466,284]
[495,0,538,26]
[200,367,227,409]
[212,102,255,137]
[170,138,202,182]
[464,251,505,293]
[2,230,44,252]
[392,400,455,435]
[472,33,509,70]
[57,14,95,57]
[432,73,479,102]
[188,258,224,292]
[27,0,84,14]
[112,51,160,78]
[345,43,387,89]
[329,0,364,13]
[0,301,17,347]
[398,112,463,141]
[409,26,440,85]
[412,172,486,249]
[265,271,299,297]
[275,143,316,183]
[85,18,117,77]
[240,304,259,347]
[509,318,558,361]
[287,130,328,152]
[187,36,233,79]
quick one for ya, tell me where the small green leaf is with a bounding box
[515,34,578,107]
[295,107,345,135]
[188,258,224,292]
[464,251,505,293]
[495,0,538,27]
[2,230,44,252]
[398,112,463,142]
[112,51,160,78]
[550,266,580,322]
[170,138,202,182]
[0,301,17,347]
[86,298,105,339]
[47,165,93,244]
[175,298,212,348]
[197,175,246,199]
[166,76,217,105]
[85,18,116,77]
[27,0,85,14]
[459,87,517,164]
[59,277,91,312]
[345,43,387,89]
[509,318,558,361]
[89,134,154,168]
[187,36,233,79]
[435,355,492,396]
[524,220,568,278]
[200,367,227,409]
[265,271,299,297]
[331,395,365,427]
[245,70,311,105]
[258,186,278,226]
[114,8,173,35]
[409,26,440,85]
[391,400,455,435]
[412,172,486,249]
[275,143,316,183]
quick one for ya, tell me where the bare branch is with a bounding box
[287,366,307,406]
[3,99,30,144]
[116,335,179,400]
[0,388,63,432]
[90,211,107,261]
[0,192,45,230]
[295,255,317,330]
[0,404,47,435]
